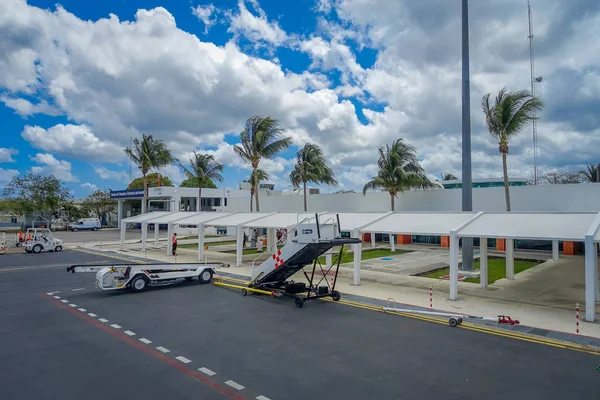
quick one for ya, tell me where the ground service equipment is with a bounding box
[23,228,64,253]
[215,213,362,308]
[66,262,226,292]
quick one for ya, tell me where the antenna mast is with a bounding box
[528,0,539,184]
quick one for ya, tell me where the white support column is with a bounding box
[595,242,599,302]
[506,238,514,279]
[197,224,206,261]
[117,199,123,229]
[167,223,173,256]
[449,233,459,300]
[584,236,596,322]
[552,240,559,261]
[479,237,488,288]
[371,232,376,248]
[325,249,333,268]
[267,228,275,252]
[352,228,361,286]
[141,222,148,252]
[119,221,126,250]
[154,223,159,246]
[236,226,244,267]
[389,234,396,252]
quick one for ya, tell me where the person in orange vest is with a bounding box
[172,233,177,256]
[18,230,23,246]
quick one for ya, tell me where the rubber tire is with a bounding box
[185,277,193,281]
[130,276,148,293]
[32,244,42,254]
[449,318,458,328]
[198,269,213,284]
[55,245,63,252]
[92,228,98,231]
[72,228,78,232]
[241,288,247,296]
[457,318,463,325]
[295,297,304,308]
[25,248,32,253]
[331,290,341,301]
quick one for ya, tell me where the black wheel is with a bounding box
[55,245,63,252]
[457,318,463,325]
[25,248,32,253]
[331,290,341,301]
[185,277,193,281]
[92,227,98,231]
[32,244,42,254]
[295,297,304,308]
[198,269,213,284]
[241,288,247,296]
[72,228,78,232]
[130,276,148,293]
[449,318,458,328]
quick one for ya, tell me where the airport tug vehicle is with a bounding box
[215,213,362,308]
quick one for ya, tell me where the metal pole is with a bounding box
[461,0,474,271]
[528,0,538,184]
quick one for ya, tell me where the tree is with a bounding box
[362,139,439,211]
[81,189,117,223]
[539,170,583,185]
[440,172,458,181]
[179,151,224,211]
[180,177,217,188]
[234,116,292,212]
[124,134,176,213]
[579,164,600,183]
[334,189,356,194]
[248,168,269,212]
[127,173,173,190]
[289,143,338,211]
[2,172,73,214]
[482,88,543,211]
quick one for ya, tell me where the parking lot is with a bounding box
[0,250,599,399]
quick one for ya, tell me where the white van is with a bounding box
[69,218,101,231]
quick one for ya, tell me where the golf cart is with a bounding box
[24,228,64,253]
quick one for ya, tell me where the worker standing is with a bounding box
[172,233,177,256]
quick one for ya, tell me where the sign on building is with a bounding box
[110,189,144,199]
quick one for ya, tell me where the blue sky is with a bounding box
[1,0,599,198]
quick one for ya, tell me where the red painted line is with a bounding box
[41,293,246,400]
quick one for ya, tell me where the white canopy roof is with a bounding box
[242,212,318,229]
[456,212,600,241]
[360,212,480,235]
[122,211,172,224]
[200,212,275,227]
[313,212,390,231]
[140,211,205,224]
[174,212,233,226]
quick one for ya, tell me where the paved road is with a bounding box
[1,251,599,399]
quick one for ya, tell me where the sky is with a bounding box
[0,0,599,199]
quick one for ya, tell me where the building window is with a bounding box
[214,198,221,207]
[224,198,228,207]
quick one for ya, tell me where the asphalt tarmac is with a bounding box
[1,250,599,399]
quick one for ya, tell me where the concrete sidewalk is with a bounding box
[76,242,600,347]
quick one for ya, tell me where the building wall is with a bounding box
[224,183,600,213]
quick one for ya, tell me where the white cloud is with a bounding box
[0,96,61,117]
[0,148,18,162]
[0,168,19,184]
[300,36,365,85]
[21,124,124,162]
[192,4,218,35]
[94,166,129,183]
[81,182,98,192]
[227,0,288,47]
[29,153,78,182]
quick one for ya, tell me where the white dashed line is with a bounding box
[69,304,77,308]
[139,338,152,344]
[53,296,61,299]
[175,356,191,364]
[47,291,60,295]
[60,300,68,303]
[72,288,85,291]
[78,308,86,312]
[124,330,136,336]
[198,367,216,376]
[98,318,108,323]
[225,381,245,391]
[156,346,170,353]
[88,313,97,317]
[110,324,121,329]
[256,396,272,400]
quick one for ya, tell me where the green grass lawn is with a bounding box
[179,240,236,249]
[421,258,540,285]
[317,248,409,264]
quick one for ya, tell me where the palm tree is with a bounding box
[363,139,438,211]
[580,164,600,183]
[124,134,175,213]
[482,88,543,211]
[290,143,338,211]
[248,168,269,212]
[234,116,292,211]
[440,172,458,181]
[179,151,224,211]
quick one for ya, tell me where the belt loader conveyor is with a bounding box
[67,262,227,292]
[228,213,362,308]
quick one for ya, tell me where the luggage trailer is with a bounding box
[67,262,227,292]
[215,213,362,308]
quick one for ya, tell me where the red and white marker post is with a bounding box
[576,303,580,334]
[429,286,433,309]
